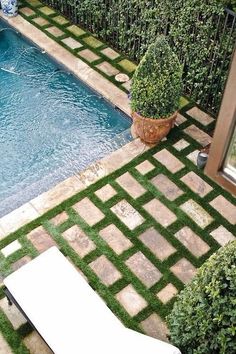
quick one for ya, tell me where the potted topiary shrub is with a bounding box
[131,36,183,144]
[167,240,236,354]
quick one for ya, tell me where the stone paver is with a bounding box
[118,59,137,73]
[111,200,144,230]
[157,284,178,304]
[175,113,187,125]
[83,36,103,48]
[1,240,21,257]
[115,284,147,316]
[50,211,68,226]
[62,225,96,258]
[126,251,162,288]
[32,17,49,27]
[61,37,83,49]
[101,47,120,60]
[151,174,184,201]
[96,62,119,76]
[27,226,56,253]
[39,6,55,16]
[184,124,212,146]
[89,255,122,286]
[173,139,190,151]
[46,26,65,38]
[0,298,27,329]
[181,171,213,197]
[135,160,155,175]
[24,332,53,354]
[116,172,146,199]
[143,199,177,227]
[26,0,42,6]
[171,258,197,284]
[66,25,85,37]
[187,106,214,126]
[154,149,184,173]
[139,227,176,261]
[210,226,235,246]
[140,313,169,342]
[99,224,132,255]
[0,333,13,354]
[19,7,36,16]
[181,199,213,228]
[73,197,104,226]
[210,195,236,224]
[95,184,117,202]
[53,15,69,26]
[78,49,100,63]
[174,226,210,257]
[187,150,199,165]
[12,255,31,271]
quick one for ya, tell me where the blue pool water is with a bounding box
[0,21,131,217]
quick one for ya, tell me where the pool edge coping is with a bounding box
[0,13,151,239]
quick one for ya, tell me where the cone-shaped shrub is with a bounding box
[167,241,236,354]
[131,36,183,119]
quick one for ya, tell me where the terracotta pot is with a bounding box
[132,111,177,144]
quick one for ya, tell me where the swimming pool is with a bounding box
[0,20,131,217]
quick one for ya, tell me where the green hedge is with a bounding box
[131,36,183,118]
[167,241,236,354]
[43,0,236,114]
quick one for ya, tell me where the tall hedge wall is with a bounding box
[46,0,236,115]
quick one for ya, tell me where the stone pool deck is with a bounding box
[0,3,236,353]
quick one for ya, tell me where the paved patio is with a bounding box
[0,102,235,352]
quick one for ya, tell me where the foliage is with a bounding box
[131,36,182,119]
[167,241,236,354]
[220,0,236,10]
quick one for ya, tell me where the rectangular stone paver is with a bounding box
[83,36,103,48]
[50,211,68,226]
[156,283,178,304]
[61,37,83,50]
[181,171,213,197]
[95,184,117,202]
[1,240,21,257]
[151,174,184,201]
[96,62,119,77]
[73,197,104,226]
[210,226,235,246]
[173,139,190,151]
[139,227,176,261]
[27,226,56,253]
[78,49,100,63]
[184,124,212,146]
[111,200,144,230]
[143,199,177,227]
[26,0,42,6]
[66,25,85,37]
[53,15,69,26]
[116,172,146,199]
[181,199,213,228]
[12,255,31,271]
[39,6,55,15]
[126,251,162,288]
[115,284,147,316]
[174,226,210,257]
[19,7,36,16]
[46,26,65,38]
[140,313,169,342]
[89,255,122,286]
[0,298,27,329]
[135,160,155,175]
[153,149,184,173]
[0,333,13,354]
[175,113,187,125]
[62,225,96,258]
[118,59,137,73]
[186,150,199,166]
[101,47,120,60]
[187,106,214,126]
[99,224,132,255]
[24,332,53,354]
[32,17,49,27]
[170,258,197,284]
[210,195,236,224]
